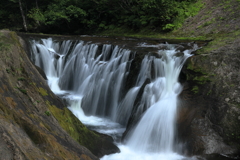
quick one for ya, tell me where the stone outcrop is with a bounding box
[0,30,119,159]
[178,37,240,156]
[174,0,240,156]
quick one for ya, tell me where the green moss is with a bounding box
[15,87,27,95]
[191,86,199,94]
[186,56,212,86]
[193,75,210,84]
[38,87,48,96]
[0,33,12,52]
[21,121,44,145]
[44,111,51,116]
[45,101,101,153]
[5,68,16,75]
[187,62,195,71]
[0,100,15,119]
[17,77,26,81]
[197,18,216,29]
[195,30,240,54]
[6,68,10,73]
[187,63,206,75]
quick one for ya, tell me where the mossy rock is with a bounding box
[0,30,100,160]
[38,87,48,96]
[47,102,120,157]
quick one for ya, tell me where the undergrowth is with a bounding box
[164,0,204,31]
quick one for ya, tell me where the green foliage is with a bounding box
[66,5,87,18]
[43,3,87,25]
[0,0,204,33]
[27,8,46,24]
[163,0,204,30]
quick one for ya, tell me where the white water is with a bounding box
[30,38,197,160]
[125,49,191,151]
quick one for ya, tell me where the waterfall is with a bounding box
[125,49,192,153]
[30,38,198,160]
[30,38,133,119]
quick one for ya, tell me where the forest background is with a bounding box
[0,0,202,35]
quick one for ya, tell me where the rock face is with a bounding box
[178,38,240,156]
[174,0,240,156]
[0,30,119,159]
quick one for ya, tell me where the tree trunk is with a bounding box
[18,0,27,31]
[35,0,40,26]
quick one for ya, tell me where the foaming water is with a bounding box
[101,145,185,160]
[30,38,198,160]
[124,50,191,152]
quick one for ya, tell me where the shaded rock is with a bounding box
[178,37,240,156]
[34,65,47,80]
[92,131,120,157]
[122,78,151,141]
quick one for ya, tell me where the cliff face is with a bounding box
[0,30,119,160]
[178,39,240,155]
[174,0,240,156]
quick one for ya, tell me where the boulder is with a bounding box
[178,37,240,156]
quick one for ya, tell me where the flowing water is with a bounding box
[30,37,199,160]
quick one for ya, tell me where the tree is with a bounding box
[0,0,202,33]
[18,0,27,31]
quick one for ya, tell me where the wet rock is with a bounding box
[34,65,47,80]
[122,78,151,141]
[92,131,120,157]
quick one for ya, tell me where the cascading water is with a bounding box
[30,37,198,160]
[125,48,191,153]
